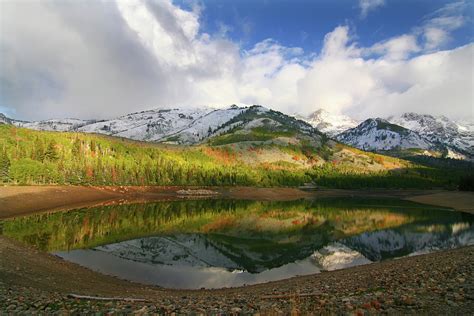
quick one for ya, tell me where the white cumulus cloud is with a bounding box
[359,0,385,18]
[0,0,472,122]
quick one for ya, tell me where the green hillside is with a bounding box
[0,124,468,188]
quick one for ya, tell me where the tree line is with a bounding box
[0,125,470,189]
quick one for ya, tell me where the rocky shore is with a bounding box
[1,186,473,314]
[1,234,472,314]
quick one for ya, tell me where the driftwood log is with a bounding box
[67,294,148,302]
[261,292,320,299]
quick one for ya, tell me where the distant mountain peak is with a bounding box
[388,112,473,157]
[336,118,432,151]
[302,108,359,137]
[0,113,13,125]
[5,106,473,160]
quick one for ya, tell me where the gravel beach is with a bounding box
[1,186,473,314]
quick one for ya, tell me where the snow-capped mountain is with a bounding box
[387,113,474,156]
[76,107,217,143]
[336,118,433,151]
[342,222,474,261]
[311,243,371,271]
[8,105,245,144]
[3,106,473,160]
[300,109,359,137]
[299,109,473,159]
[97,235,242,270]
[16,118,93,131]
[0,113,12,125]
[5,105,321,146]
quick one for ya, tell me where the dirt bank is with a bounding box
[2,185,473,220]
[406,191,474,213]
[0,185,313,219]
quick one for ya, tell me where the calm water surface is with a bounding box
[2,198,473,289]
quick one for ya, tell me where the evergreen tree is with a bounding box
[0,147,10,182]
[44,140,59,161]
[33,138,46,161]
[90,140,96,154]
[72,138,81,156]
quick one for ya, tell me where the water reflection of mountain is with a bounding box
[95,219,474,274]
[341,223,474,261]
[2,198,473,272]
[96,228,333,273]
[4,197,474,289]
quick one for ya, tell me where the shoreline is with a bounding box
[1,185,473,313]
[1,234,472,313]
[2,185,473,221]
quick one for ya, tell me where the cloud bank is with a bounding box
[0,0,472,121]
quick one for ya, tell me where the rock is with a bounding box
[231,307,242,313]
[446,300,458,307]
[401,296,415,306]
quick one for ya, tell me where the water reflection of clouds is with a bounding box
[56,249,321,289]
[55,219,474,289]
[6,198,470,289]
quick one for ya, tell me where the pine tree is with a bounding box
[0,147,10,182]
[72,138,81,156]
[90,140,96,155]
[44,140,59,161]
[33,137,46,161]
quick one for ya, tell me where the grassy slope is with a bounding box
[0,123,468,188]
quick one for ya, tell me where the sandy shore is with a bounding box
[1,185,473,313]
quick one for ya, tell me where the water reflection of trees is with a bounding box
[1,198,468,252]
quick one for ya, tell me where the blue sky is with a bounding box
[0,0,472,120]
[180,0,473,53]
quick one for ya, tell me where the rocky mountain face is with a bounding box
[9,106,244,144]
[335,118,433,151]
[0,113,13,125]
[388,112,474,157]
[301,109,473,160]
[5,105,321,146]
[3,106,473,160]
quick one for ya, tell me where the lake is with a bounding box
[1,198,473,289]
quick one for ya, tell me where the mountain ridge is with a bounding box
[336,118,433,151]
[2,105,473,160]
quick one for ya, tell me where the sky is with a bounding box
[0,0,473,121]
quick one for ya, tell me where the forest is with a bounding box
[0,125,471,189]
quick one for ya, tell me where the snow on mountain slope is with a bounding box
[311,243,371,271]
[298,109,359,137]
[456,119,474,133]
[160,106,246,144]
[97,235,242,270]
[336,118,432,151]
[77,107,214,142]
[209,105,324,150]
[7,105,245,144]
[342,223,474,261]
[14,118,93,132]
[0,113,13,125]
[6,106,473,161]
[388,113,474,156]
